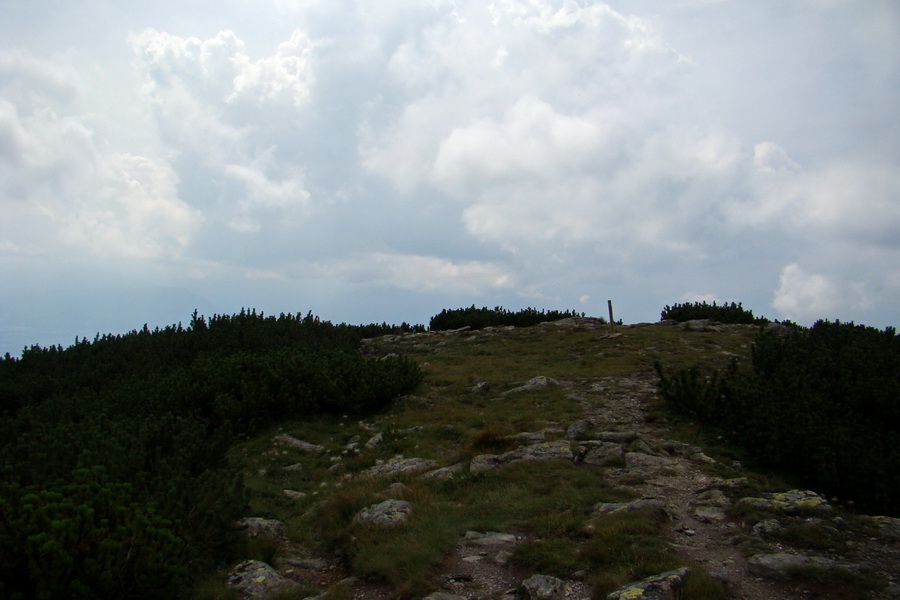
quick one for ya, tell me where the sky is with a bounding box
[1,0,899,355]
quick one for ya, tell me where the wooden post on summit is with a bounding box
[607,300,615,333]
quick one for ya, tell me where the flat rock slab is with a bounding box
[606,567,690,600]
[419,463,466,481]
[360,457,440,479]
[502,376,559,395]
[579,441,623,465]
[747,553,842,581]
[470,440,574,473]
[227,560,296,599]
[353,499,414,527]
[283,489,307,500]
[464,531,518,546]
[507,428,563,443]
[691,489,730,507]
[624,452,682,472]
[737,489,832,514]
[593,499,672,520]
[274,434,326,453]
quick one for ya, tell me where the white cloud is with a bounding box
[229,30,317,108]
[2,0,900,353]
[63,154,201,259]
[129,28,320,233]
[0,61,200,261]
[329,253,515,295]
[432,96,605,191]
[753,141,800,174]
[772,263,873,324]
[731,156,900,248]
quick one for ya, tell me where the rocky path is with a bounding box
[570,371,786,600]
[568,368,900,600]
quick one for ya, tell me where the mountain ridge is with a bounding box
[220,318,900,600]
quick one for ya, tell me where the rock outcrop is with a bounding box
[470,440,574,473]
[354,499,414,527]
[606,567,690,600]
[226,560,296,598]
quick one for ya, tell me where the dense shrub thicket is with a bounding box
[429,305,587,331]
[660,301,769,325]
[655,319,900,516]
[0,310,423,600]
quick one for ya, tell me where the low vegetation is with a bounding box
[660,301,769,325]
[0,310,422,600]
[656,319,900,516]
[428,305,588,331]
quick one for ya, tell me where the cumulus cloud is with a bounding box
[332,253,515,295]
[229,30,317,107]
[61,154,201,259]
[432,96,605,190]
[753,142,800,174]
[0,53,200,261]
[129,28,320,234]
[2,0,899,353]
[772,263,874,324]
[772,264,841,323]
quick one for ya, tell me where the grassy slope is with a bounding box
[222,322,760,599]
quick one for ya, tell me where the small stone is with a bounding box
[522,574,567,600]
[353,499,414,527]
[750,519,783,537]
[468,381,492,393]
[567,420,596,441]
[226,560,295,598]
